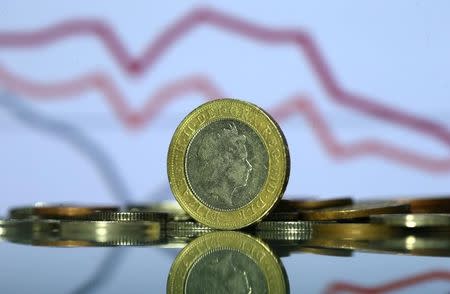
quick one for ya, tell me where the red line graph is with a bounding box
[325,270,450,294]
[0,7,449,172]
[0,7,449,148]
[2,67,450,172]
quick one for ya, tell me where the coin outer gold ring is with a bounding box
[168,99,290,229]
[167,231,287,294]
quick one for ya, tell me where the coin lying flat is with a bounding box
[9,204,119,220]
[370,214,450,228]
[296,247,353,257]
[168,99,290,229]
[278,197,353,210]
[167,231,288,294]
[59,221,162,245]
[85,211,167,222]
[255,220,316,231]
[8,207,34,219]
[298,201,409,221]
[264,210,300,221]
[403,197,450,213]
[311,223,405,240]
[127,201,191,221]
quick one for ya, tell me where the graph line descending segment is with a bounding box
[324,270,450,294]
[2,72,450,172]
[0,91,132,203]
[0,7,449,149]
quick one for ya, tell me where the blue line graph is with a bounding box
[0,91,176,294]
[0,91,132,204]
[71,248,127,294]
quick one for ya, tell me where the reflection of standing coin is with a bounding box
[370,214,450,228]
[168,99,290,229]
[298,201,409,221]
[167,231,288,294]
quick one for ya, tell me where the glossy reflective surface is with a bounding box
[1,230,448,294]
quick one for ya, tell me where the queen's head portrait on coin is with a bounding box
[187,121,257,210]
[192,122,253,209]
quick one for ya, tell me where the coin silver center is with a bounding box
[185,119,269,211]
[184,249,268,294]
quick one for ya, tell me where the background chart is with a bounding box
[0,1,449,293]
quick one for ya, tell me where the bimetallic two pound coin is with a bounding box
[168,99,290,229]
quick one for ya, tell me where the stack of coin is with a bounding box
[2,204,167,246]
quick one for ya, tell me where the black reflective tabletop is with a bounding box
[1,228,448,294]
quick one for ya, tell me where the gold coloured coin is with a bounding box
[167,231,288,294]
[402,197,450,213]
[9,204,119,219]
[58,220,162,244]
[168,99,290,229]
[311,223,405,240]
[298,201,409,221]
[278,197,353,210]
[370,213,450,228]
[296,246,353,257]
